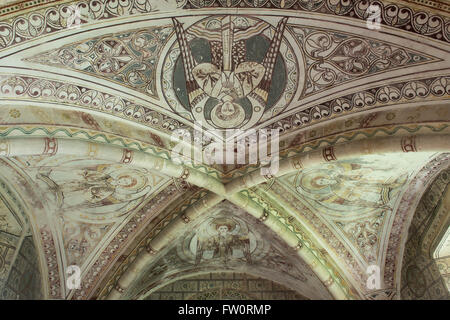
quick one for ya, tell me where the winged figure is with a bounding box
[172,16,288,129]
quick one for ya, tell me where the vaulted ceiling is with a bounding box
[0,0,449,300]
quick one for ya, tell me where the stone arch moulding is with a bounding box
[0,166,48,299]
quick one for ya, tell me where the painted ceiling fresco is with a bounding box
[271,153,437,284]
[0,183,43,299]
[0,0,449,300]
[123,201,332,300]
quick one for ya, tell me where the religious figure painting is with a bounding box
[290,155,429,218]
[190,215,254,265]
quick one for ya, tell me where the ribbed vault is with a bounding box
[0,0,449,300]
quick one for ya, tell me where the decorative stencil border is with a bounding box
[0,0,449,53]
[184,0,450,42]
